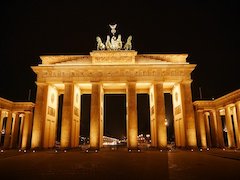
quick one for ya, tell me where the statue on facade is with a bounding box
[124,35,132,50]
[117,34,123,49]
[96,24,132,51]
[96,36,105,50]
[109,24,117,36]
[110,34,122,50]
[105,35,112,50]
[111,35,118,50]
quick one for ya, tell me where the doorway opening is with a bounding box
[0,117,8,146]
[80,94,91,145]
[56,94,63,147]
[16,115,24,148]
[165,93,174,144]
[137,94,150,147]
[104,94,126,147]
[221,115,228,147]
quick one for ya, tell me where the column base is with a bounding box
[86,147,100,152]
[127,147,140,152]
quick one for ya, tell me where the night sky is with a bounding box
[1,1,239,139]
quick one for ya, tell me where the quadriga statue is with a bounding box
[96,36,105,50]
[124,35,132,50]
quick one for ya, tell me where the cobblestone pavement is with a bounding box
[0,148,239,180]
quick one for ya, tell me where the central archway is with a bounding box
[104,94,126,146]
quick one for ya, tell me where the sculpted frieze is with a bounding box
[38,68,189,79]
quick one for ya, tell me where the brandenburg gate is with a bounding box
[31,25,197,150]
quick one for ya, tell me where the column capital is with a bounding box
[35,82,47,86]
[235,101,240,106]
[209,109,216,114]
[225,104,232,109]
[90,81,101,85]
[203,111,210,115]
[63,81,74,84]
[152,81,164,85]
[181,79,193,84]
[23,111,31,114]
[127,81,137,84]
[197,109,204,113]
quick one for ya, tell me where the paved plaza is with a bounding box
[0,148,239,180]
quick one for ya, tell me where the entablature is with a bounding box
[193,89,240,110]
[0,97,35,113]
[32,64,195,83]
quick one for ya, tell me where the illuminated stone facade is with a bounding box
[193,89,240,148]
[0,98,34,149]
[31,50,197,149]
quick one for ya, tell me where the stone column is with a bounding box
[236,102,240,147]
[196,110,207,148]
[154,83,167,148]
[61,83,74,148]
[0,110,4,145]
[3,111,12,149]
[225,106,235,148]
[127,82,138,149]
[215,109,225,147]
[204,112,211,147]
[31,83,48,148]
[100,86,104,148]
[90,83,101,149]
[11,113,20,149]
[21,112,32,149]
[18,115,24,148]
[209,110,218,147]
[71,85,81,148]
[180,81,197,147]
[149,85,157,147]
[0,109,2,130]
[232,106,240,148]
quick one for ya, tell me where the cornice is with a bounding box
[193,89,240,110]
[0,97,35,112]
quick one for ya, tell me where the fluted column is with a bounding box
[127,82,138,149]
[149,85,157,147]
[11,113,20,148]
[31,83,48,148]
[61,83,74,148]
[90,83,101,149]
[232,106,240,148]
[225,106,235,148]
[0,110,4,145]
[3,111,12,149]
[21,112,32,149]
[215,109,225,147]
[209,110,218,147]
[17,115,24,148]
[236,102,240,147]
[204,112,211,147]
[180,81,197,147]
[71,85,81,148]
[100,86,104,148]
[154,83,167,148]
[196,110,207,148]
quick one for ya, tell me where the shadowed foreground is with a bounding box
[0,148,240,180]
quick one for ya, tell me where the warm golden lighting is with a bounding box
[28,49,201,150]
[136,82,151,89]
[52,83,65,91]
[163,82,175,90]
[103,83,126,88]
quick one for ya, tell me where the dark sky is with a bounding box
[1,1,239,138]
